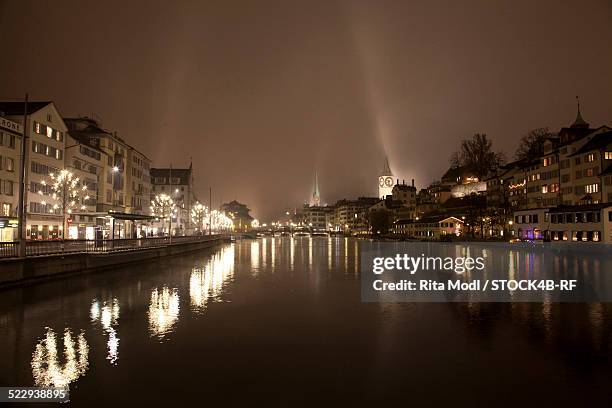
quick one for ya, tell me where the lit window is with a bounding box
[585,184,599,194]
[605,152,612,160]
[542,185,548,193]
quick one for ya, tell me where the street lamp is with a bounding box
[111,166,119,207]
[110,166,120,239]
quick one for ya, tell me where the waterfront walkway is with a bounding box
[0,235,223,259]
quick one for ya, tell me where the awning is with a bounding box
[107,211,156,221]
[0,217,19,228]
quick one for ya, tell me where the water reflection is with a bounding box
[251,241,260,273]
[328,238,332,271]
[90,298,120,364]
[189,246,235,313]
[271,237,276,272]
[0,238,607,405]
[31,328,89,388]
[148,287,180,339]
[90,298,120,329]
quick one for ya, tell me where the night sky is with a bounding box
[1,0,611,221]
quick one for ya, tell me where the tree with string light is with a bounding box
[37,169,90,239]
[210,210,233,233]
[190,202,208,235]
[150,193,177,237]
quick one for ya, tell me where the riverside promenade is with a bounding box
[0,235,227,288]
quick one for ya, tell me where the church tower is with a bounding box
[378,156,394,199]
[309,170,321,207]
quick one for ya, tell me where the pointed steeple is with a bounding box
[309,170,321,206]
[380,156,393,176]
[571,96,589,128]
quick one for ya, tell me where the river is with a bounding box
[0,237,610,406]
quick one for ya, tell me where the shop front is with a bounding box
[0,217,19,242]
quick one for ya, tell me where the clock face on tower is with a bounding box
[384,177,393,187]
[379,178,385,187]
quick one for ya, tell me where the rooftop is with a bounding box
[0,101,53,116]
[150,167,192,185]
[568,130,612,157]
[548,203,612,213]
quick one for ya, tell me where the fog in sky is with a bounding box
[1,0,611,220]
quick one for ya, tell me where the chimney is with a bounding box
[403,179,405,185]
[412,179,415,187]
[396,178,399,185]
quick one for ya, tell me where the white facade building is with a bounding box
[379,156,394,199]
[64,132,105,239]
[0,102,67,239]
[0,116,22,241]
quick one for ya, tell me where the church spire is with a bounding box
[309,170,321,207]
[571,95,589,128]
[380,155,393,176]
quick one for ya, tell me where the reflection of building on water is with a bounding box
[31,328,89,388]
[90,297,120,364]
[251,241,260,272]
[190,246,235,312]
[148,287,180,338]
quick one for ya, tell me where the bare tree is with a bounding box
[449,133,505,179]
[449,151,461,168]
[515,127,553,161]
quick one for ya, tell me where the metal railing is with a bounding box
[0,235,222,259]
[0,242,19,258]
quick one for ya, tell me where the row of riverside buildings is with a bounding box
[292,106,612,243]
[0,101,197,241]
[290,164,418,235]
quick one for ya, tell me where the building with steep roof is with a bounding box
[150,165,196,236]
[378,156,394,199]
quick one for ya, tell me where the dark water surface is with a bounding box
[1,237,611,406]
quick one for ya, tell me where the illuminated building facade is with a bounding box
[63,131,104,239]
[151,166,196,235]
[0,115,22,241]
[0,102,67,239]
[378,156,394,199]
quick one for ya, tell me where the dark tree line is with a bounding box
[449,128,553,178]
[515,127,553,162]
[449,133,505,179]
